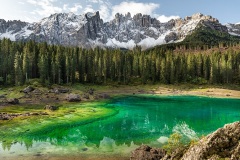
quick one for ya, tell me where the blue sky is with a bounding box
[0,0,239,24]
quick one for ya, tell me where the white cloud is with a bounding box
[69,4,82,13]
[18,2,25,5]
[27,0,62,17]
[22,0,180,24]
[88,0,99,3]
[109,1,179,23]
[157,15,180,23]
[99,4,111,22]
[111,1,159,19]
[84,5,95,13]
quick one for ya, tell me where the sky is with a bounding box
[0,0,239,24]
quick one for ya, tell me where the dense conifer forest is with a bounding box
[0,38,240,86]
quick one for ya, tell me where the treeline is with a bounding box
[0,38,240,85]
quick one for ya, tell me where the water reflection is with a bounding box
[0,95,240,157]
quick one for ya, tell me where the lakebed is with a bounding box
[0,85,240,160]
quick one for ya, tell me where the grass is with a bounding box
[0,100,118,149]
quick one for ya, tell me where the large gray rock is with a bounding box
[66,94,81,102]
[22,86,34,93]
[181,121,240,160]
[7,98,19,105]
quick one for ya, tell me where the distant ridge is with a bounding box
[0,11,240,49]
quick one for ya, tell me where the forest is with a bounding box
[0,38,240,86]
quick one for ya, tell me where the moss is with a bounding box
[0,100,118,147]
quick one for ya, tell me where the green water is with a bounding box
[0,95,240,158]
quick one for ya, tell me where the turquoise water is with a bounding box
[0,95,240,158]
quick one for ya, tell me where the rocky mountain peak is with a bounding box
[0,11,239,49]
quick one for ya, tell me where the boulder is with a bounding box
[88,88,95,95]
[181,121,240,160]
[50,88,69,94]
[7,98,19,105]
[57,88,69,93]
[22,86,34,93]
[83,94,90,99]
[32,89,42,94]
[95,93,110,99]
[44,105,59,111]
[66,94,81,102]
[0,113,12,120]
[130,145,167,160]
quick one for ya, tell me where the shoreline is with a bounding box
[0,84,240,108]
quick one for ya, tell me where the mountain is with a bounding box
[0,11,239,49]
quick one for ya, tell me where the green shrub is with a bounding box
[163,132,183,153]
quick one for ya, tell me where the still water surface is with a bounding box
[0,95,240,158]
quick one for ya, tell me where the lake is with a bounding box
[0,95,240,159]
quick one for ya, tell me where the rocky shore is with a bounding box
[131,122,240,160]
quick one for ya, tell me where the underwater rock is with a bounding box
[44,105,59,111]
[82,148,88,151]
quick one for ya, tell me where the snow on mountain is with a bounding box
[0,11,236,49]
[226,23,240,37]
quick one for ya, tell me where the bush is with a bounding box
[163,132,183,153]
[191,77,208,85]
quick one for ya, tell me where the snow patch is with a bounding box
[21,26,34,37]
[149,27,159,33]
[137,32,169,49]
[229,32,240,36]
[106,38,136,49]
[0,31,16,41]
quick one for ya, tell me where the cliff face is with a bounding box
[131,121,240,160]
[0,12,238,49]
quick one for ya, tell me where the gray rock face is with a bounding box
[181,121,240,160]
[226,23,240,36]
[0,12,235,49]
